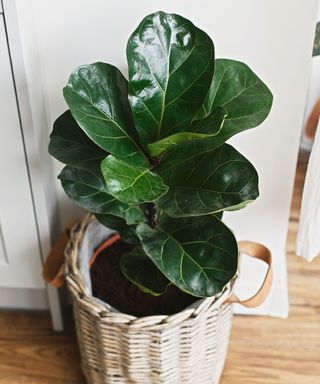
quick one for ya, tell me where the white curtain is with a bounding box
[297,120,320,261]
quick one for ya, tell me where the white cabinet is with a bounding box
[0,16,44,290]
[1,0,63,328]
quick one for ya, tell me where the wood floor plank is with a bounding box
[0,311,85,383]
[0,151,319,383]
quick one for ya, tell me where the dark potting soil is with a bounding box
[90,238,198,317]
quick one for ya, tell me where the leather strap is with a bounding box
[42,219,79,288]
[226,241,273,308]
[305,97,320,139]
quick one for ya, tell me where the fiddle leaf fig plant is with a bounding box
[49,11,272,298]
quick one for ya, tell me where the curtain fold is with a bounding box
[297,120,320,261]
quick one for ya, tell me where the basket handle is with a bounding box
[226,241,273,308]
[43,219,79,288]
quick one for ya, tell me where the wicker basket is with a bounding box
[63,214,272,384]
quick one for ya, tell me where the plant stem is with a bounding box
[146,203,157,228]
[150,157,161,170]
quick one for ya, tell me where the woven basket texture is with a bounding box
[65,215,233,384]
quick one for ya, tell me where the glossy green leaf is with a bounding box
[189,106,227,134]
[313,22,320,57]
[148,107,227,157]
[195,59,273,130]
[156,135,227,175]
[49,110,107,170]
[137,214,238,297]
[158,59,273,172]
[127,11,215,146]
[58,165,144,225]
[156,144,258,217]
[95,214,140,244]
[120,246,171,295]
[63,62,147,166]
[101,155,168,204]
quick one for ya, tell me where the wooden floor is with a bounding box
[0,151,319,384]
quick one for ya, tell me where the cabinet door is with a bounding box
[0,16,44,289]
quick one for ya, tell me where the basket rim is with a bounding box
[64,213,235,328]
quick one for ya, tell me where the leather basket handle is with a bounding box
[43,219,79,288]
[226,241,273,308]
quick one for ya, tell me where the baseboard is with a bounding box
[0,287,48,310]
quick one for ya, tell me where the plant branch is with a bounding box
[146,203,157,228]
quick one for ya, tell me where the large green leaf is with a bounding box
[101,155,168,204]
[158,59,273,172]
[148,107,227,157]
[195,59,273,126]
[156,144,258,217]
[120,246,171,295]
[127,11,215,146]
[137,214,238,297]
[95,214,140,244]
[58,165,144,225]
[63,62,147,166]
[49,110,107,170]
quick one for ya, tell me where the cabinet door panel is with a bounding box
[0,16,44,289]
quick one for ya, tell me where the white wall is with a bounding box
[15,0,319,316]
